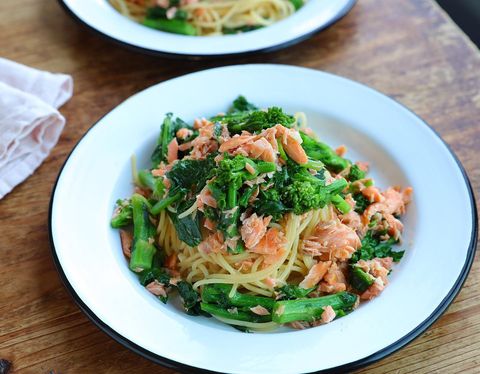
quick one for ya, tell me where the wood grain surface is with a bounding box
[0,0,479,373]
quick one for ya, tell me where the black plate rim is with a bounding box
[48,65,478,374]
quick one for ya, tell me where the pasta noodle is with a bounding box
[157,207,330,296]
[109,0,301,36]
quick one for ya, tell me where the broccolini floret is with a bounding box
[110,199,132,228]
[282,178,347,215]
[347,164,366,182]
[229,95,258,113]
[212,106,295,134]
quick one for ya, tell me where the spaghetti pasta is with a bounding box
[111,95,412,331]
[109,0,304,36]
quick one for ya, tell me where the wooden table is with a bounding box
[1,0,479,373]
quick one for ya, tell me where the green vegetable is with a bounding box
[208,183,226,210]
[167,157,216,196]
[151,113,191,167]
[222,25,262,34]
[352,192,370,214]
[139,267,171,287]
[254,199,288,221]
[212,107,294,134]
[276,284,316,300]
[150,191,182,215]
[239,185,256,208]
[282,178,347,215]
[253,168,289,220]
[143,18,197,36]
[229,95,258,113]
[129,194,157,272]
[272,292,358,324]
[145,6,167,19]
[347,164,366,182]
[349,266,375,293]
[138,170,165,199]
[110,199,132,228]
[350,231,405,263]
[331,194,352,214]
[289,0,304,10]
[303,159,324,171]
[277,138,288,161]
[202,284,275,311]
[203,206,218,221]
[177,281,203,315]
[208,155,275,252]
[174,9,188,20]
[168,199,202,247]
[201,303,272,323]
[300,132,350,172]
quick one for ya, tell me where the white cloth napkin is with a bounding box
[0,58,73,199]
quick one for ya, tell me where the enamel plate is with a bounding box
[49,65,477,373]
[58,0,356,57]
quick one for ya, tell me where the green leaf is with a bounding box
[351,231,404,263]
[168,199,202,247]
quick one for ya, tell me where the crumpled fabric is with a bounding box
[0,58,73,199]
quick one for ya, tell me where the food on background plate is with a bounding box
[111,96,412,331]
[109,0,306,36]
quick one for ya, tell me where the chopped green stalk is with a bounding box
[364,179,374,187]
[239,186,256,208]
[138,170,165,199]
[142,18,197,36]
[202,284,275,310]
[110,199,132,228]
[350,266,375,293]
[277,139,288,161]
[151,192,182,215]
[208,184,226,210]
[272,292,358,324]
[129,194,157,273]
[227,183,238,209]
[256,161,276,174]
[331,194,351,214]
[276,284,316,300]
[201,303,272,323]
[325,179,348,194]
[303,159,324,170]
[300,132,350,172]
[151,113,172,167]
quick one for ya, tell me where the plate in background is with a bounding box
[58,0,356,58]
[49,64,477,373]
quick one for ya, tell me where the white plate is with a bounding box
[49,64,477,373]
[59,0,356,57]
